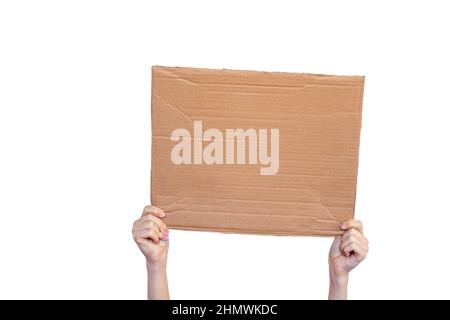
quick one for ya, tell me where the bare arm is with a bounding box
[328,219,369,300]
[147,257,169,300]
[133,205,170,300]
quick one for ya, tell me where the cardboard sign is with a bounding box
[151,66,365,236]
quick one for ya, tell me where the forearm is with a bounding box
[328,274,348,300]
[147,259,169,300]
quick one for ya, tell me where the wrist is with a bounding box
[328,261,349,285]
[146,257,167,274]
[328,272,349,300]
[329,273,349,287]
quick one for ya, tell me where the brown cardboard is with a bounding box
[151,66,365,236]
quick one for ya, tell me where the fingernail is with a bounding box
[161,234,169,241]
[341,223,347,230]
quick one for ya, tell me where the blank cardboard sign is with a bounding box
[151,66,365,236]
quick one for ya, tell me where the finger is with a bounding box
[141,214,169,234]
[350,242,367,261]
[340,235,365,251]
[329,237,341,258]
[135,213,169,233]
[142,205,165,218]
[142,205,166,218]
[134,219,161,233]
[135,227,160,244]
[341,228,365,245]
[341,219,363,234]
[342,242,366,261]
[134,219,169,240]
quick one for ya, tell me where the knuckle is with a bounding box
[157,221,165,229]
[150,205,161,214]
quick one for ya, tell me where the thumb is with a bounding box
[329,237,342,258]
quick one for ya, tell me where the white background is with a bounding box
[0,0,449,299]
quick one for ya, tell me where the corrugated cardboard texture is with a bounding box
[151,66,365,236]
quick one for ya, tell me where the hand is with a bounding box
[132,205,169,265]
[329,219,368,278]
[328,219,368,299]
[133,205,170,299]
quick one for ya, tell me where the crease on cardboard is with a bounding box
[160,197,194,213]
[153,92,193,123]
[154,65,361,88]
[317,197,340,228]
[167,227,342,237]
[155,66,204,89]
[166,209,320,220]
[155,193,335,208]
[284,84,360,96]
[316,154,352,230]
[203,90,298,96]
